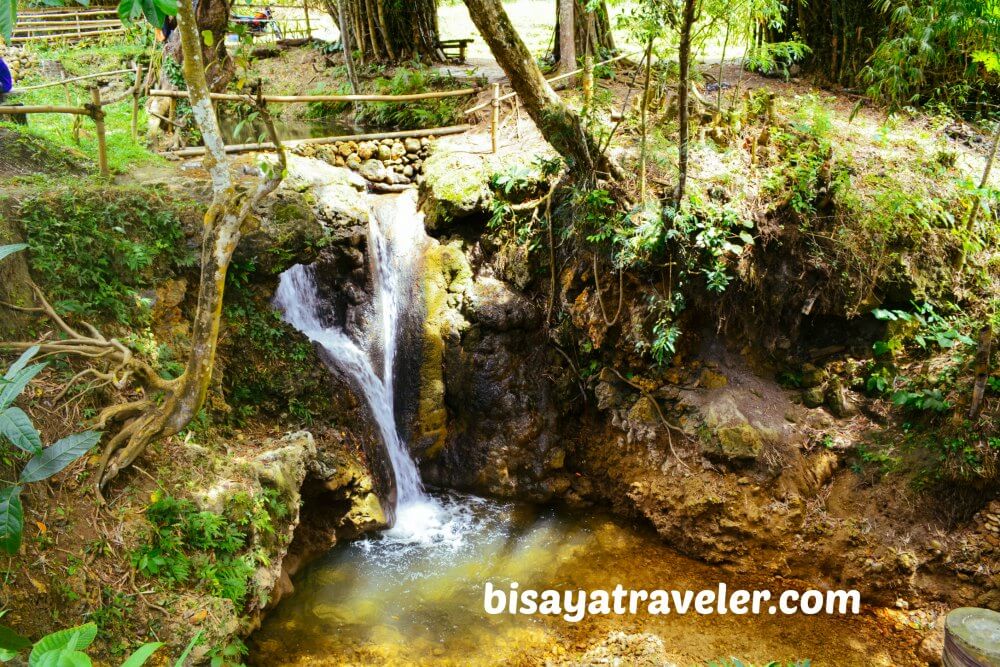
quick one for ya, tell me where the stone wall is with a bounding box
[292,136,432,189]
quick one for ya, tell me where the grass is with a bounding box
[8,41,164,174]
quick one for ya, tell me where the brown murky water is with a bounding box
[251,492,920,666]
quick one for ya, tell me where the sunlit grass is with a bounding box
[9,40,164,175]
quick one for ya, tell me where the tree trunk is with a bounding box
[673,0,698,204]
[553,0,615,67]
[326,0,443,62]
[639,39,653,200]
[162,0,232,91]
[97,0,285,491]
[464,0,615,180]
[558,0,576,75]
[328,0,361,109]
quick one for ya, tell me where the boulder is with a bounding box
[419,151,493,230]
[360,159,388,183]
[404,137,422,154]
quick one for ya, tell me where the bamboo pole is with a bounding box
[131,63,143,141]
[303,0,312,38]
[19,8,119,17]
[162,124,471,157]
[13,69,134,93]
[0,104,91,115]
[90,87,110,177]
[15,19,126,28]
[11,28,125,43]
[490,82,499,153]
[148,88,478,102]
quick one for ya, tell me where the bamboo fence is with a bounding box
[9,8,125,44]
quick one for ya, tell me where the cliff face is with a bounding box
[397,137,999,614]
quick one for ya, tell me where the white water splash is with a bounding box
[273,190,427,515]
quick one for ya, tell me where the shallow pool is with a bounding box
[250,491,919,666]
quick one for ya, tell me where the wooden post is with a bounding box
[490,82,500,154]
[90,87,110,176]
[131,62,143,141]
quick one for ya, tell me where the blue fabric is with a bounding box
[0,58,12,94]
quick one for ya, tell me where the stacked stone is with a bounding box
[0,46,39,84]
[293,136,432,186]
[974,500,1000,550]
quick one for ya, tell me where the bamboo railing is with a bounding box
[463,50,638,152]
[147,84,480,156]
[0,86,111,176]
[10,7,125,43]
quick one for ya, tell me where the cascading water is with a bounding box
[273,189,463,543]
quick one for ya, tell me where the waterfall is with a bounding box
[273,191,427,516]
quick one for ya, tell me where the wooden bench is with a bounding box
[438,38,474,63]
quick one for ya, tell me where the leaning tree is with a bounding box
[464,0,620,182]
[1,0,285,495]
[325,0,444,63]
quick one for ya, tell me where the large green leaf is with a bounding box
[120,642,163,667]
[32,647,92,667]
[0,624,31,655]
[28,624,97,666]
[117,0,143,23]
[0,486,22,555]
[0,364,46,412]
[0,244,26,265]
[0,408,41,455]
[173,631,202,667]
[4,346,40,381]
[19,431,101,484]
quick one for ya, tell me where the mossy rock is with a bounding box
[419,152,492,230]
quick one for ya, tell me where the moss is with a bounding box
[420,152,493,230]
[415,239,473,457]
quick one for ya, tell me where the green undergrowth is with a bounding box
[220,261,330,426]
[9,42,162,174]
[131,490,288,610]
[307,65,473,129]
[15,185,198,324]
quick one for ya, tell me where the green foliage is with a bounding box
[861,0,1000,111]
[0,621,201,667]
[0,330,101,555]
[16,188,194,323]
[892,388,952,412]
[131,494,268,608]
[116,0,176,27]
[355,68,464,129]
[764,96,839,217]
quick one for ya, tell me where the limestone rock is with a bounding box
[360,158,388,183]
[419,151,493,230]
[404,137,422,154]
[802,385,825,408]
[825,376,858,418]
[800,363,828,388]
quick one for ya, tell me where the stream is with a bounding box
[255,187,919,666]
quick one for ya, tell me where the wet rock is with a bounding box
[360,159,388,183]
[802,385,826,408]
[568,632,676,667]
[419,152,492,230]
[595,381,623,411]
[698,368,728,389]
[825,376,858,417]
[239,190,325,274]
[800,363,828,388]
